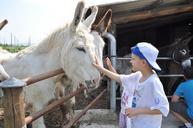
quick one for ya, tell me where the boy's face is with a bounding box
[130,54,144,72]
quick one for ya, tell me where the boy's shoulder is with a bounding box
[130,71,142,79]
[120,71,141,81]
[147,73,162,85]
[133,71,141,76]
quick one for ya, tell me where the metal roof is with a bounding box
[96,0,193,25]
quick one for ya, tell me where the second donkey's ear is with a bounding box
[83,6,98,31]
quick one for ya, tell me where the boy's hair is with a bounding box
[183,67,193,79]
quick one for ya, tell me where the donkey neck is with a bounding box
[1,42,63,78]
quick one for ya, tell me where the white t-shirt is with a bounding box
[120,72,140,128]
[120,71,169,128]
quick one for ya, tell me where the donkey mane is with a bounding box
[34,24,69,54]
[17,22,93,57]
[16,24,69,57]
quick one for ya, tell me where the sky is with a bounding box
[0,0,129,45]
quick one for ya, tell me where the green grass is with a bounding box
[0,44,27,53]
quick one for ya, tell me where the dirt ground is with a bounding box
[74,82,109,110]
[44,82,109,128]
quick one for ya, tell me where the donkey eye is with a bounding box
[76,47,86,53]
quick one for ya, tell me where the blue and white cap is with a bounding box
[131,42,161,71]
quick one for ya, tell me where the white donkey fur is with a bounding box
[0,64,10,82]
[0,63,10,97]
[0,1,104,128]
[53,6,105,123]
[0,48,10,81]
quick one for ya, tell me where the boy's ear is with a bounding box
[142,59,148,66]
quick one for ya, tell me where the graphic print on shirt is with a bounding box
[121,92,129,107]
[154,97,160,105]
[132,88,142,108]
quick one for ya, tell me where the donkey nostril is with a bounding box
[93,80,96,84]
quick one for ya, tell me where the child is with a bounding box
[105,57,131,128]
[93,42,169,128]
[171,67,193,125]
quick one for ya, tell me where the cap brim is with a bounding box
[148,61,161,71]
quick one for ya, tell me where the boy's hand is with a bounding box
[125,108,139,117]
[105,57,112,68]
[92,57,103,71]
[93,57,121,83]
[105,57,117,73]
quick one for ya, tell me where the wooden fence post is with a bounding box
[0,78,26,128]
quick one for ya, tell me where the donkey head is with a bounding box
[61,1,104,90]
[172,33,193,70]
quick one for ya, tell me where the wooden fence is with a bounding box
[0,68,106,128]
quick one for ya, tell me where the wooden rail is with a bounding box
[25,85,85,124]
[64,88,107,128]
[0,68,65,128]
[0,19,8,30]
[170,110,193,128]
[23,68,64,86]
[0,68,105,128]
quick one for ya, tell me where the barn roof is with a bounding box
[95,0,193,28]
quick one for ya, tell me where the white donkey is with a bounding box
[0,1,104,128]
[52,6,112,125]
[52,6,106,125]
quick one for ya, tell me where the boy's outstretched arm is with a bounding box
[105,57,117,73]
[93,57,121,83]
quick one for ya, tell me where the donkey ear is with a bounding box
[181,33,193,45]
[185,35,193,45]
[83,6,98,30]
[71,1,85,31]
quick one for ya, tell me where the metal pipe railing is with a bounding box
[116,57,192,77]
[102,32,117,112]
[158,74,184,77]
